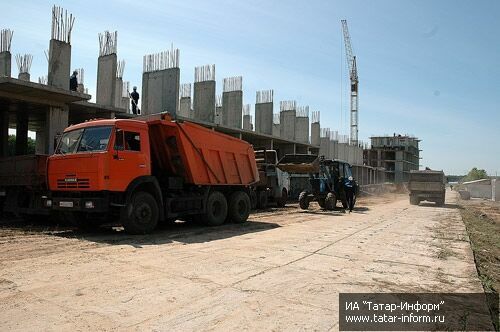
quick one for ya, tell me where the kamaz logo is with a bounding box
[64,178,77,183]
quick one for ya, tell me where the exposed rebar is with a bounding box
[256,89,273,104]
[0,29,13,53]
[223,76,242,92]
[99,30,117,57]
[76,68,84,85]
[194,64,215,82]
[180,83,191,98]
[38,75,48,85]
[273,113,280,124]
[242,104,250,116]
[15,54,33,74]
[321,128,330,138]
[216,94,222,107]
[51,6,75,43]
[280,100,296,111]
[122,81,130,97]
[311,111,320,123]
[143,47,179,73]
[116,59,125,78]
[297,106,309,118]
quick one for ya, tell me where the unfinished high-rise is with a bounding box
[364,135,420,183]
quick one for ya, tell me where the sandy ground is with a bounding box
[0,190,486,331]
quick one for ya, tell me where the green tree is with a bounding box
[462,167,488,182]
[7,135,36,156]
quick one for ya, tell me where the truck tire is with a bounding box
[204,191,228,226]
[409,195,419,205]
[299,191,310,210]
[122,191,159,234]
[257,190,268,209]
[227,191,251,223]
[276,188,288,208]
[62,211,102,232]
[325,192,336,211]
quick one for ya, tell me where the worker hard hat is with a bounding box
[133,86,137,90]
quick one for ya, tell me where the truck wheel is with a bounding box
[204,191,227,226]
[62,212,102,232]
[299,191,310,210]
[227,191,251,223]
[325,192,336,211]
[409,195,419,205]
[122,191,159,234]
[276,188,288,208]
[257,190,268,209]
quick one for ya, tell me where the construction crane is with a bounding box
[341,19,359,145]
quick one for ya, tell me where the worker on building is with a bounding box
[69,70,78,91]
[344,176,356,213]
[130,86,140,115]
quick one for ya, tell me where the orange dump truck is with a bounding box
[46,114,259,233]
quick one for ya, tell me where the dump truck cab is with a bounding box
[46,115,259,233]
[253,149,290,208]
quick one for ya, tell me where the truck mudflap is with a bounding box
[50,195,109,213]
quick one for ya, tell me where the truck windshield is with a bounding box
[56,126,112,154]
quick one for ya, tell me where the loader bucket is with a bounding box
[277,154,320,174]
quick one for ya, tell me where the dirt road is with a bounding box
[0,191,485,331]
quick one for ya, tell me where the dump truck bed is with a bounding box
[0,155,48,187]
[148,118,259,186]
[408,170,445,192]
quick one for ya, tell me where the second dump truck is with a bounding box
[408,170,446,206]
[46,114,259,234]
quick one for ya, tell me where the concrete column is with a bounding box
[280,110,296,140]
[96,54,117,106]
[179,97,191,118]
[15,111,29,156]
[295,116,309,143]
[18,72,30,82]
[122,96,130,112]
[0,108,9,157]
[46,106,69,154]
[114,77,123,108]
[311,122,320,146]
[215,105,222,124]
[272,123,280,137]
[243,114,252,130]
[0,51,12,77]
[222,90,243,128]
[255,102,273,135]
[193,80,216,123]
[35,130,46,155]
[48,39,71,90]
[141,67,180,116]
[319,137,330,158]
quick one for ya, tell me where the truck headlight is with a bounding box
[85,201,94,209]
[46,199,52,207]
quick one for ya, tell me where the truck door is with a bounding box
[108,128,151,192]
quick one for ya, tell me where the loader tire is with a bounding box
[325,192,336,211]
[227,191,251,224]
[121,191,159,234]
[204,191,227,226]
[317,198,326,209]
[299,191,310,210]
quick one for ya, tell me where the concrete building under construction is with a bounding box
[363,134,421,183]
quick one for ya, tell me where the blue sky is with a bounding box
[3,0,499,175]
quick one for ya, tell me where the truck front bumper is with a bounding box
[47,195,109,213]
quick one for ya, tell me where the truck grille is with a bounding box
[57,178,90,189]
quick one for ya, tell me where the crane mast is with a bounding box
[341,19,359,145]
